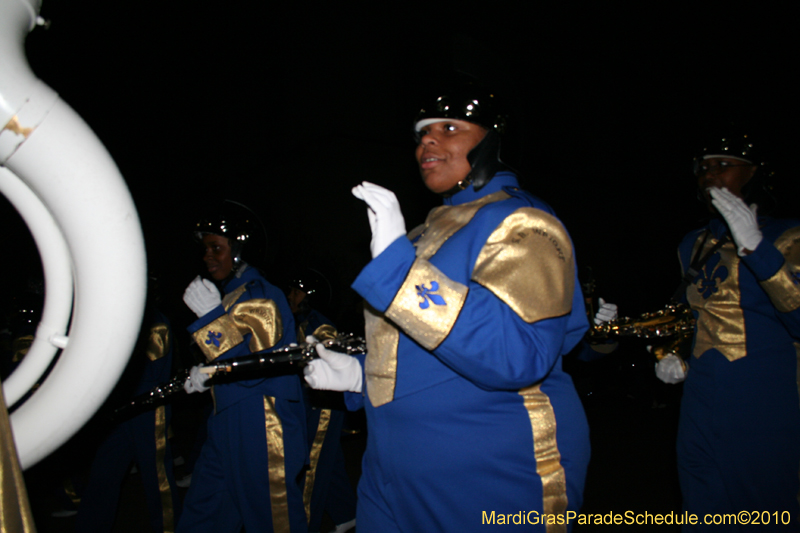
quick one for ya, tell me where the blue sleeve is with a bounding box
[743,236,789,280]
[343,352,367,411]
[434,284,584,390]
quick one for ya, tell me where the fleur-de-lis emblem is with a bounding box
[205,331,222,347]
[695,253,728,299]
[416,281,446,309]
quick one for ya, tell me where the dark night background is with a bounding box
[5,2,798,327]
[2,2,799,530]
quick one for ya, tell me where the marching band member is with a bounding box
[75,291,181,533]
[305,79,590,532]
[660,133,800,530]
[287,270,357,533]
[177,204,306,533]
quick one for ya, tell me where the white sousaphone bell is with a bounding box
[1,0,147,469]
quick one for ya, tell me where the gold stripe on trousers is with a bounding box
[519,384,568,533]
[303,408,331,522]
[264,396,291,533]
[154,405,175,533]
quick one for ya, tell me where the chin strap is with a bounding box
[433,129,512,198]
[441,177,472,198]
[440,130,510,197]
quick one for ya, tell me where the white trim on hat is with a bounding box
[702,154,752,163]
[414,118,450,132]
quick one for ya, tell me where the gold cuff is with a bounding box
[192,315,244,362]
[762,226,800,313]
[385,259,468,351]
[760,264,800,312]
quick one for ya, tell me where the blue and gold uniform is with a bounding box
[177,265,306,533]
[677,216,800,530]
[349,172,590,532]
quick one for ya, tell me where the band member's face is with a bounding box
[416,119,487,194]
[287,287,306,314]
[202,234,234,281]
[696,157,757,210]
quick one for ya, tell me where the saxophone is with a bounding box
[587,303,695,360]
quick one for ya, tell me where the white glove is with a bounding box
[183,365,211,394]
[303,341,363,392]
[183,276,222,318]
[655,354,687,384]
[351,181,407,258]
[593,298,618,325]
[709,187,762,255]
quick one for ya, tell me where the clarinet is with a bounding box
[112,334,365,419]
[200,333,366,376]
[111,370,189,421]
